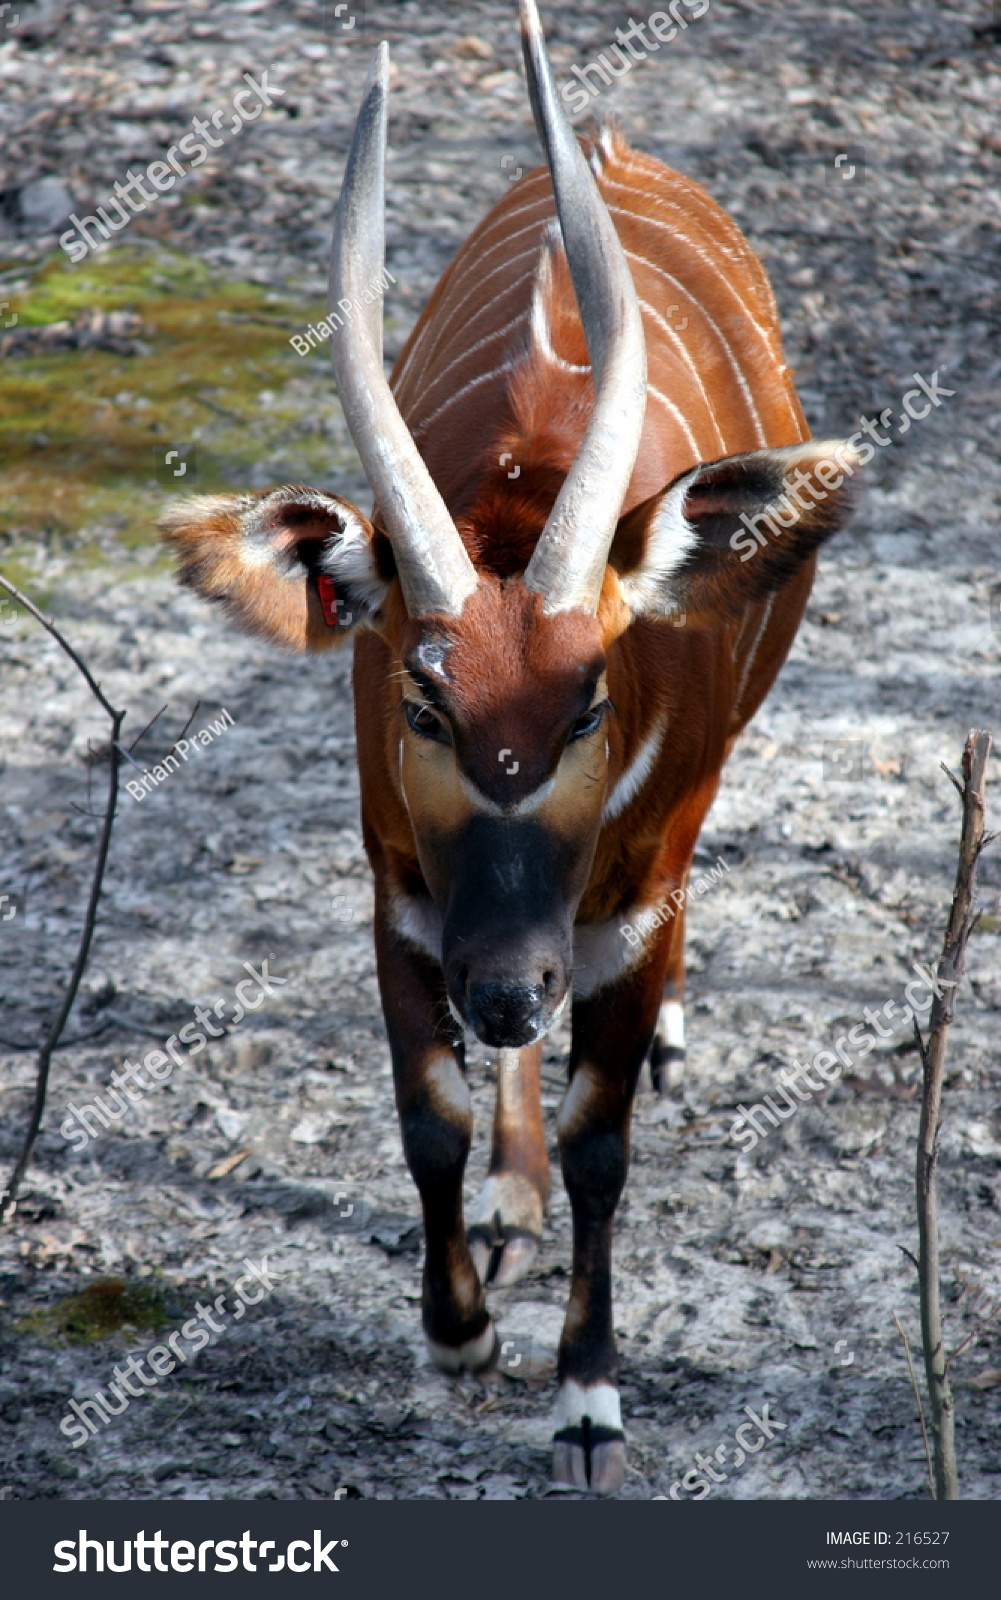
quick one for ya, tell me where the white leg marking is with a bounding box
[554,1380,623,1434]
[426,1322,496,1374]
[572,914,652,998]
[425,1054,471,1121]
[556,1065,600,1142]
[660,999,686,1052]
[386,889,442,963]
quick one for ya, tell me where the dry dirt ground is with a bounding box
[1,0,1000,1502]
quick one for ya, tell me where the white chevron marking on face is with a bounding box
[457,770,557,817]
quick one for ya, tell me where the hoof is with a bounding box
[552,1380,625,1494]
[469,1221,540,1288]
[426,1322,498,1375]
[553,1430,626,1495]
[469,1173,545,1287]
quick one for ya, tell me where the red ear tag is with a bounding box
[316,573,340,626]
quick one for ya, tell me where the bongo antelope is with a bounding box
[162,0,860,1493]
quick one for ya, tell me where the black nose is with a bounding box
[466,982,546,1048]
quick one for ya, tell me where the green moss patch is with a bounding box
[20,1276,171,1344]
[0,244,343,570]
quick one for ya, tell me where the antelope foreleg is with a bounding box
[375,904,495,1372]
[554,954,667,1493]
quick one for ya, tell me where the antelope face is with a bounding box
[397,582,608,1047]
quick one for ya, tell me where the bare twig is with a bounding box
[948,1299,1001,1367]
[893,1310,934,1500]
[0,1019,114,1051]
[913,729,993,1499]
[128,702,169,754]
[164,699,201,763]
[111,702,171,776]
[0,575,125,1224]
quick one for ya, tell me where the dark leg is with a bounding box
[554,950,668,1492]
[374,897,495,1371]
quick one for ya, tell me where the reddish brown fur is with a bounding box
[161,119,860,1489]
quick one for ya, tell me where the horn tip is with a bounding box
[365,39,390,91]
[519,0,543,42]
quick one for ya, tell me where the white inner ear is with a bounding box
[617,464,701,615]
[315,501,387,614]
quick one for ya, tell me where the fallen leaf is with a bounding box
[454,34,493,58]
[207,1147,252,1180]
[226,854,263,874]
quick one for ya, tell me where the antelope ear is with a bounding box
[609,440,862,627]
[159,486,394,651]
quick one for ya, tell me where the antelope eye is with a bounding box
[405,700,448,742]
[568,703,607,742]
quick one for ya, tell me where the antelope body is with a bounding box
[163,1,859,1493]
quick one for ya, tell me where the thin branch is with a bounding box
[0,1007,176,1052]
[0,577,125,1223]
[102,1007,175,1040]
[0,1019,114,1051]
[914,729,993,1501]
[0,574,118,720]
[948,1299,1001,1367]
[939,760,964,799]
[128,702,169,754]
[113,739,149,775]
[893,1310,934,1500]
[164,699,201,763]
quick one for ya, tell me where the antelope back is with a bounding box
[392,127,809,520]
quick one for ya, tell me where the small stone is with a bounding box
[17,177,74,233]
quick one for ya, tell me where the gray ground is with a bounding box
[1,0,1000,1501]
